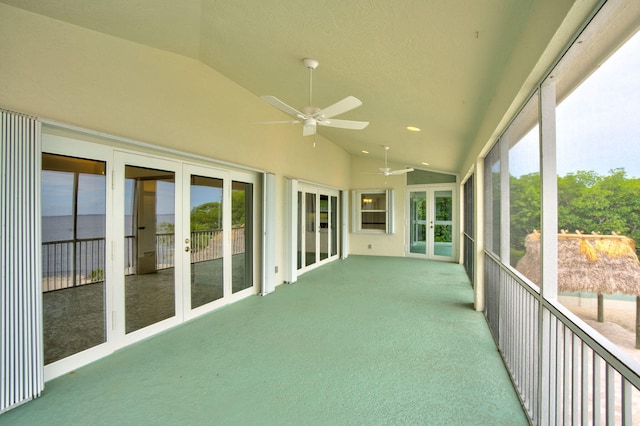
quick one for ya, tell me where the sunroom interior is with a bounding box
[2,0,640,423]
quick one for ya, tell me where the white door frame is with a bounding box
[405,184,457,261]
[42,134,259,380]
[296,183,341,275]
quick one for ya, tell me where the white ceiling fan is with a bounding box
[259,58,369,137]
[369,146,414,176]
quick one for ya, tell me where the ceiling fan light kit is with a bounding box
[259,58,369,136]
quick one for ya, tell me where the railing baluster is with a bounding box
[581,342,589,425]
[606,362,615,424]
[593,353,601,425]
[622,377,632,425]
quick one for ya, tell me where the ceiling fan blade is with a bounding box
[316,96,363,119]
[254,120,301,125]
[261,96,306,118]
[318,118,369,130]
[387,168,415,175]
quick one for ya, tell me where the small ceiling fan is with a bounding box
[259,58,369,136]
[369,146,414,176]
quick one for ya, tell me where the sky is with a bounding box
[42,174,220,217]
[510,29,640,178]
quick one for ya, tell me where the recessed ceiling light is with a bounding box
[406,126,421,132]
[421,162,430,166]
[362,150,369,154]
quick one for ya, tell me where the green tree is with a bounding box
[231,190,245,227]
[510,172,541,260]
[557,169,639,237]
[190,202,222,231]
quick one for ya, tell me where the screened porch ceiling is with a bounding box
[0,0,600,174]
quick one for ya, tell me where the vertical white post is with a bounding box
[474,157,485,311]
[538,81,558,423]
[261,173,276,295]
[340,190,349,259]
[540,81,558,300]
[284,178,298,283]
[500,136,511,265]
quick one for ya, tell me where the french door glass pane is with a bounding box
[410,191,427,254]
[433,190,453,257]
[41,153,106,364]
[320,194,329,261]
[232,181,253,293]
[305,192,316,266]
[124,165,175,333]
[297,191,302,270]
[190,175,223,308]
[331,196,338,257]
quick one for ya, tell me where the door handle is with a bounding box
[185,246,190,252]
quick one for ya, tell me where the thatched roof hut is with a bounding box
[516,231,640,296]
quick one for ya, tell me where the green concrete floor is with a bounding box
[0,256,528,425]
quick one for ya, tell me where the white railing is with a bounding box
[485,253,640,424]
[42,238,106,291]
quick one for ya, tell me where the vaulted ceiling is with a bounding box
[0,0,584,174]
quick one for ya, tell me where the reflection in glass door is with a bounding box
[320,194,329,261]
[407,187,455,260]
[433,190,453,257]
[330,196,338,257]
[188,175,224,309]
[409,191,427,254]
[41,153,107,365]
[231,180,253,294]
[305,192,317,267]
[124,165,176,334]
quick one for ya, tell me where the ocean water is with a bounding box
[42,214,175,242]
[41,214,175,281]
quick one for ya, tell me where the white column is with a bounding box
[474,157,485,311]
[261,172,276,295]
[284,178,298,283]
[538,81,558,424]
[540,81,558,300]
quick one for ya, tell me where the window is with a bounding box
[552,27,640,347]
[41,153,107,365]
[353,189,393,233]
[484,145,501,256]
[508,94,540,275]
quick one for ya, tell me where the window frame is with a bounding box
[352,189,394,234]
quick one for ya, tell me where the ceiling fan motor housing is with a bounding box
[303,58,319,69]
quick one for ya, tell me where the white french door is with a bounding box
[115,151,184,345]
[182,164,256,320]
[296,184,340,274]
[42,134,257,380]
[406,185,456,261]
